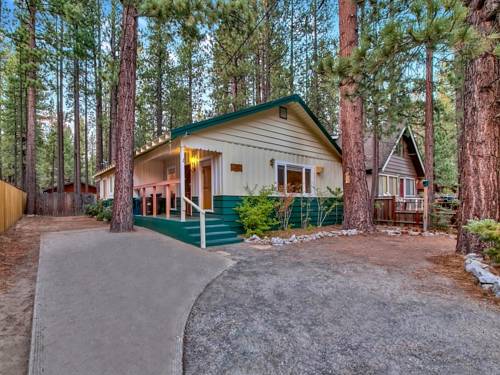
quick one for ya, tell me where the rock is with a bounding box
[386,230,401,236]
[422,231,434,237]
[271,237,284,246]
[465,260,500,285]
[289,234,296,242]
[245,234,261,243]
[341,229,358,236]
[409,230,420,236]
[493,280,500,298]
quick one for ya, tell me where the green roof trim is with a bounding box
[171,94,342,156]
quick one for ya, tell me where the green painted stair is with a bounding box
[134,215,242,247]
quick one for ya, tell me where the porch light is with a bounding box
[189,155,200,168]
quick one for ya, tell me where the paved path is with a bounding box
[29,227,232,375]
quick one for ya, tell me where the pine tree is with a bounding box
[337,0,373,231]
[456,0,499,254]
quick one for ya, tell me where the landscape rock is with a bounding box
[341,229,359,236]
[465,259,500,286]
[422,231,434,237]
[493,281,500,298]
[245,234,261,243]
[409,230,420,236]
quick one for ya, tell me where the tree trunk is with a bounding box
[25,1,36,214]
[188,46,193,123]
[370,120,380,218]
[456,1,499,254]
[94,3,104,171]
[155,42,163,136]
[338,0,373,231]
[57,17,65,213]
[109,0,118,164]
[84,62,89,193]
[110,2,138,232]
[312,0,319,112]
[73,55,81,212]
[289,0,294,94]
[424,45,434,224]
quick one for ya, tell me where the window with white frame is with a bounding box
[276,162,313,194]
[109,176,114,194]
[378,175,398,196]
[405,178,415,196]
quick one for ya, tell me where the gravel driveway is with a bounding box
[183,234,500,375]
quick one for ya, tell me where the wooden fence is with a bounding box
[36,192,96,216]
[0,180,27,233]
[374,197,424,227]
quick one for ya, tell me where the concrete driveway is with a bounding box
[28,227,232,375]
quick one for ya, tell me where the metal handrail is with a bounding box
[182,196,206,249]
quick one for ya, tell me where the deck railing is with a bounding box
[374,196,424,226]
[183,195,206,249]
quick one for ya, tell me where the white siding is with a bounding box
[182,107,342,196]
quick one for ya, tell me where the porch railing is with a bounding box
[374,196,424,226]
[183,196,206,249]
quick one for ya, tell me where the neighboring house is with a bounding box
[364,126,425,198]
[94,95,343,246]
[43,182,97,194]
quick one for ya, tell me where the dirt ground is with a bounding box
[185,233,500,374]
[0,216,106,375]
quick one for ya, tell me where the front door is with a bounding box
[202,163,212,210]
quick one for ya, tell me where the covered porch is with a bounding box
[132,142,240,248]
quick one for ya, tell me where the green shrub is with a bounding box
[101,207,112,221]
[86,200,112,221]
[464,219,500,264]
[235,186,278,237]
[84,202,100,217]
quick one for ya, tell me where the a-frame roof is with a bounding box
[364,126,425,175]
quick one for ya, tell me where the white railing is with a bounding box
[182,196,206,249]
[395,197,424,212]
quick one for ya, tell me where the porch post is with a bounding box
[197,161,203,210]
[166,184,171,219]
[152,185,157,217]
[142,187,146,216]
[180,146,186,222]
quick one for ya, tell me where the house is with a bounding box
[94,95,343,247]
[43,181,97,194]
[364,126,425,199]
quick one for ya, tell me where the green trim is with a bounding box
[171,94,342,156]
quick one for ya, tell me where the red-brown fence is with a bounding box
[36,192,96,216]
[374,197,424,227]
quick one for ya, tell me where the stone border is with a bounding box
[464,253,500,297]
[245,227,453,247]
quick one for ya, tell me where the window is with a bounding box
[405,178,415,196]
[276,162,313,194]
[109,176,114,194]
[279,106,287,119]
[378,175,398,196]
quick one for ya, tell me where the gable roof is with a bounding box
[170,94,342,155]
[364,125,425,175]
